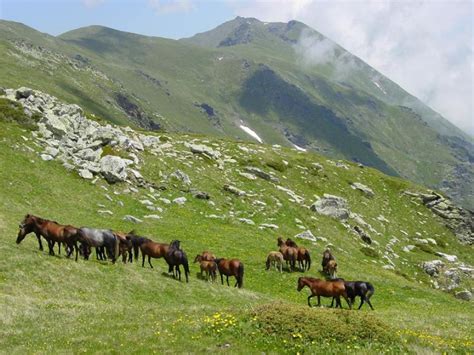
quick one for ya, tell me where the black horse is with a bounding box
[164,240,190,283]
[330,279,375,310]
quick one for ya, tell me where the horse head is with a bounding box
[16,214,36,244]
[277,237,285,247]
[194,254,202,263]
[170,240,181,250]
[297,277,306,291]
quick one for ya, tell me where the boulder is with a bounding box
[455,290,472,301]
[351,182,374,197]
[123,215,143,223]
[40,154,54,161]
[78,168,93,179]
[294,230,316,242]
[259,223,279,230]
[186,143,221,159]
[422,260,445,276]
[193,191,210,200]
[238,218,255,225]
[310,194,349,220]
[223,184,246,197]
[443,268,461,290]
[434,252,458,262]
[173,197,187,205]
[15,87,33,99]
[99,155,128,183]
[169,170,191,185]
[276,185,304,204]
[244,166,279,182]
[402,245,415,252]
[41,113,70,137]
[354,226,372,244]
[239,172,257,180]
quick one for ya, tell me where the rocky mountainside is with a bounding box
[0,18,472,211]
[1,87,473,352]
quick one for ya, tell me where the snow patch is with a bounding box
[293,144,307,152]
[217,57,224,61]
[239,125,263,143]
[372,80,387,95]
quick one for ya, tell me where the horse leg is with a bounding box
[220,273,224,285]
[317,295,321,307]
[366,298,374,310]
[58,242,61,255]
[177,266,181,281]
[343,295,352,310]
[35,232,43,251]
[48,240,55,256]
[226,275,230,286]
[307,295,314,307]
[142,253,145,267]
[148,256,153,268]
[358,296,365,310]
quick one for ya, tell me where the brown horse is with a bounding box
[16,214,79,260]
[297,277,351,309]
[325,259,338,279]
[194,255,217,282]
[115,231,133,263]
[283,238,311,271]
[265,251,284,273]
[215,258,244,288]
[322,249,335,272]
[277,237,297,271]
[133,235,169,268]
[198,251,216,261]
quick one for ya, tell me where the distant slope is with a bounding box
[0,18,472,209]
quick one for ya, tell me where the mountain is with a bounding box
[0,18,472,209]
[1,87,473,352]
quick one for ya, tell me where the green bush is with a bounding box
[0,98,39,130]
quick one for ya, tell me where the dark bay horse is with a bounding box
[165,240,190,283]
[76,227,119,263]
[16,214,79,260]
[129,233,169,268]
[115,231,133,263]
[215,258,244,288]
[297,277,351,309]
[330,280,375,310]
[277,237,297,271]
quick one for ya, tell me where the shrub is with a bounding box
[0,98,39,130]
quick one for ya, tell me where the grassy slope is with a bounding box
[0,114,473,352]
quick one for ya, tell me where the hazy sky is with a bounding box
[1,0,473,135]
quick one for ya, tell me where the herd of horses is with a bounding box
[16,214,374,309]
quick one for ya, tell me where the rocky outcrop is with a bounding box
[351,182,374,197]
[244,166,279,183]
[404,190,473,245]
[310,194,349,220]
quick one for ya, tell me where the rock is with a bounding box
[354,226,372,244]
[382,265,395,270]
[44,146,59,158]
[123,215,143,223]
[173,197,187,205]
[377,215,390,223]
[455,290,472,301]
[169,170,191,185]
[40,113,70,137]
[186,143,221,159]
[140,199,154,206]
[238,218,255,225]
[99,155,128,183]
[276,185,304,204]
[294,230,316,242]
[159,198,171,205]
[223,184,246,197]
[434,252,458,262]
[402,245,415,252]
[244,167,279,182]
[351,182,374,197]
[443,268,461,290]
[78,148,101,162]
[97,210,113,215]
[78,169,93,179]
[15,87,33,99]
[259,223,279,230]
[40,154,53,161]
[310,194,349,220]
[239,172,257,180]
[144,215,161,220]
[193,191,210,200]
[422,260,445,276]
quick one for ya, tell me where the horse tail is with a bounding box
[265,256,270,270]
[183,257,190,283]
[237,262,244,288]
[306,250,311,271]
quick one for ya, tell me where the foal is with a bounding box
[194,255,217,282]
[265,251,284,273]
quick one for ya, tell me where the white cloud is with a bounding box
[148,0,195,15]
[82,0,105,9]
[229,0,474,135]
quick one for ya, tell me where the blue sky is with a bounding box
[0,0,234,38]
[1,0,472,134]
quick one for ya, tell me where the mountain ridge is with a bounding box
[0,17,472,209]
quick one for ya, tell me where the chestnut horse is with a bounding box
[16,214,79,260]
[325,259,338,279]
[215,258,244,288]
[297,277,351,309]
[277,237,297,271]
[128,233,169,268]
[265,251,284,273]
[196,251,216,261]
[285,238,311,271]
[115,231,133,263]
[194,255,217,282]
